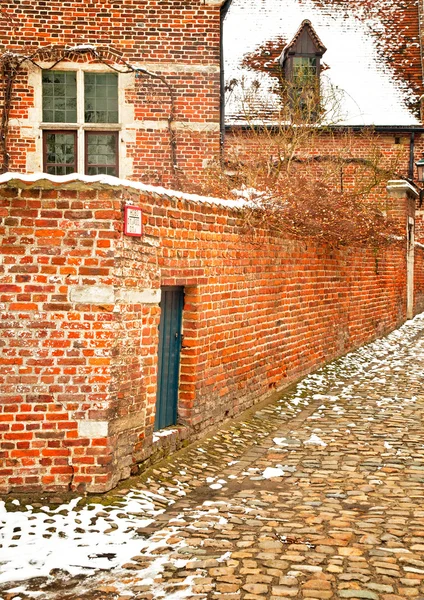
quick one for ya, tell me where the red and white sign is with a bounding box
[124,205,143,237]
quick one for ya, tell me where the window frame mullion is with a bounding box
[76,70,85,173]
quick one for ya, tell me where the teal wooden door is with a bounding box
[154,287,184,430]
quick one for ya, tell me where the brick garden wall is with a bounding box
[0,176,422,494]
[415,210,424,313]
[415,246,424,313]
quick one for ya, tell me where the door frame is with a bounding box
[154,286,184,431]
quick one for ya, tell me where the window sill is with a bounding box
[40,123,78,130]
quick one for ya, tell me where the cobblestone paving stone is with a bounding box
[1,314,424,600]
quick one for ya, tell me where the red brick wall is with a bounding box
[0,177,421,494]
[0,1,221,58]
[416,210,424,244]
[224,128,424,193]
[415,246,424,313]
[415,210,424,313]
[0,184,120,491]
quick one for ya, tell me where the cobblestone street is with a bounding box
[1,314,424,600]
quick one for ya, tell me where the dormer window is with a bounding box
[279,20,326,120]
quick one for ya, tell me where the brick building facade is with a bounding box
[0,0,228,186]
[1,0,424,187]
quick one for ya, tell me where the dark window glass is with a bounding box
[43,131,77,175]
[85,132,118,176]
[84,73,118,123]
[292,56,317,86]
[288,56,319,121]
[42,71,77,123]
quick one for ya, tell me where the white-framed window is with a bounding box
[41,68,120,176]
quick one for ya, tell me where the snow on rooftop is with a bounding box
[224,0,422,126]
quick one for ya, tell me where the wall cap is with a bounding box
[387,179,419,199]
[0,171,245,211]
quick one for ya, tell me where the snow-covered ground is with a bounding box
[0,491,163,585]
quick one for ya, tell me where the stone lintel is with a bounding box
[11,118,220,132]
[203,0,228,5]
[69,286,160,305]
[135,62,220,74]
[116,288,161,304]
[138,120,220,132]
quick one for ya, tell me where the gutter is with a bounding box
[225,124,424,133]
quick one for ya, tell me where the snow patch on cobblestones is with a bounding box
[262,466,286,478]
[304,433,327,447]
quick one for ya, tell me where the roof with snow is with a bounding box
[224,0,424,127]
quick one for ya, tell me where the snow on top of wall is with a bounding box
[224,0,423,126]
[0,172,246,210]
[65,44,98,52]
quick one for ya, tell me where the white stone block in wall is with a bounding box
[70,285,115,304]
[78,420,109,438]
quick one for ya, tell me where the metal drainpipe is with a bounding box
[409,131,415,180]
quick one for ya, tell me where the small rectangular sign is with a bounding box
[124,205,143,237]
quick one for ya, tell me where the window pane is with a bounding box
[293,57,317,85]
[43,96,53,109]
[44,132,76,174]
[84,73,118,123]
[43,110,54,122]
[47,164,76,176]
[88,165,117,176]
[86,132,118,176]
[42,71,77,123]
